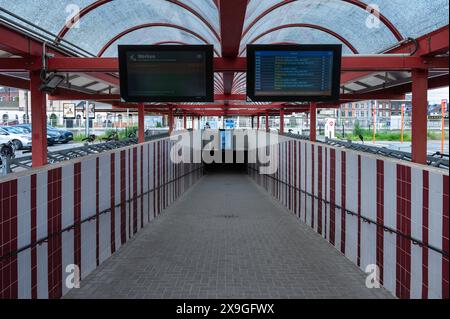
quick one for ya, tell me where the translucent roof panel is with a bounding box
[243,0,449,54]
[0,0,96,34]
[367,0,449,39]
[178,0,219,33]
[0,0,220,56]
[0,0,448,58]
[0,0,96,52]
[63,0,220,56]
[242,28,355,56]
[242,0,397,54]
[101,27,217,57]
[244,0,280,31]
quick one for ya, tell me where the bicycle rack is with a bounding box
[1,132,169,174]
[283,133,449,170]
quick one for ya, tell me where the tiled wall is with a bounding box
[248,138,449,299]
[0,137,202,299]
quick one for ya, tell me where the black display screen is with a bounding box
[247,45,342,102]
[119,45,214,102]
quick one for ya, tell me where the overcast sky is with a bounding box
[428,87,449,104]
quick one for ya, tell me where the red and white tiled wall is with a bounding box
[0,137,202,299]
[248,138,449,299]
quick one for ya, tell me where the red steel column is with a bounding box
[310,102,317,142]
[138,103,145,143]
[280,109,285,135]
[169,108,174,135]
[411,69,429,164]
[30,70,47,167]
[265,112,269,132]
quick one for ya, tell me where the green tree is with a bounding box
[353,120,363,137]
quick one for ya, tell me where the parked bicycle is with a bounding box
[82,134,97,143]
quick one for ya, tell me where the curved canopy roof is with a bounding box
[0,0,448,57]
[0,0,448,98]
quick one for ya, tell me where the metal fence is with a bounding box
[283,132,449,170]
[1,133,169,175]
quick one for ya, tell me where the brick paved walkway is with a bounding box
[65,173,393,299]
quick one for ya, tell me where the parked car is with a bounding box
[12,125,58,146]
[47,126,73,144]
[0,129,12,146]
[0,126,32,150]
[15,124,73,144]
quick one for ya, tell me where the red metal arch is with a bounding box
[242,0,404,42]
[152,41,191,46]
[57,0,221,42]
[97,23,217,57]
[240,23,359,55]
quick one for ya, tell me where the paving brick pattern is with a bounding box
[65,173,393,299]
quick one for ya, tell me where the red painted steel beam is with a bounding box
[47,91,248,101]
[45,84,409,104]
[177,108,311,116]
[111,103,312,114]
[57,0,220,42]
[341,25,449,84]
[411,69,429,164]
[279,109,285,134]
[243,23,359,55]
[169,108,174,135]
[45,56,447,73]
[183,109,293,116]
[341,56,448,71]
[0,24,47,57]
[0,58,36,71]
[97,23,219,57]
[219,0,248,57]
[389,25,449,57]
[48,89,121,100]
[29,70,48,167]
[0,24,121,88]
[309,103,317,142]
[222,73,235,95]
[241,0,403,42]
[0,74,29,90]
[219,0,248,95]
[214,94,246,101]
[213,57,247,72]
[138,103,145,143]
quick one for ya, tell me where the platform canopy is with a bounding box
[0,0,448,53]
[0,0,448,95]
[0,0,448,101]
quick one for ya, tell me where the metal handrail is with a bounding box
[0,165,202,262]
[2,133,169,174]
[283,133,449,170]
[247,166,448,258]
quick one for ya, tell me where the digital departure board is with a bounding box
[119,45,214,102]
[247,45,342,102]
